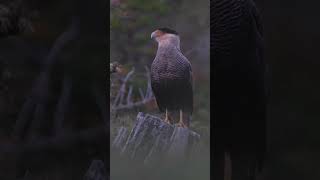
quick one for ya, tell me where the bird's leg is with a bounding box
[164,109,174,124]
[178,110,189,128]
[164,109,170,124]
[178,110,185,127]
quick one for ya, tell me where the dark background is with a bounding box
[110,0,210,179]
[0,0,319,179]
[255,0,320,179]
[0,0,108,179]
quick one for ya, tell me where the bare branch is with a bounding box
[110,66,155,111]
[126,85,133,105]
[139,88,145,100]
[112,67,135,107]
[113,98,155,111]
[144,66,153,99]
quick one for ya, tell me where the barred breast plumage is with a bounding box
[151,44,193,114]
[211,0,266,179]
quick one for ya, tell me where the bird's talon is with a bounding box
[164,118,171,124]
[176,123,186,128]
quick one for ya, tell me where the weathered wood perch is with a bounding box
[112,112,200,164]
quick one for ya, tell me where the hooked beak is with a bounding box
[151,31,156,39]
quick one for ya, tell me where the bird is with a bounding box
[109,62,122,74]
[212,0,267,179]
[150,28,193,128]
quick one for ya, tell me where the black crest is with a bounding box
[157,27,178,35]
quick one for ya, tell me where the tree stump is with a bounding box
[112,112,200,164]
[111,126,128,151]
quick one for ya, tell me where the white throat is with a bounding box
[157,34,181,51]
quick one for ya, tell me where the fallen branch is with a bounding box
[112,67,135,107]
[112,98,155,111]
[111,67,154,111]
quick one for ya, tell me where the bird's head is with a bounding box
[110,62,123,74]
[151,28,180,48]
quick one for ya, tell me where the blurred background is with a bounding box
[110,0,210,179]
[110,0,210,146]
